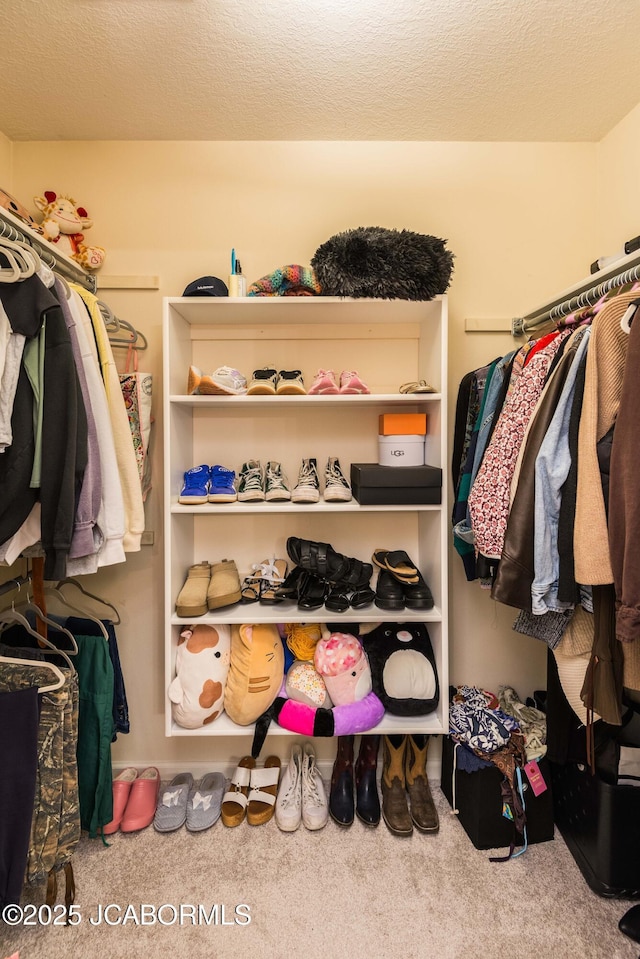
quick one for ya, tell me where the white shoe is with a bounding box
[291,458,320,504]
[275,743,303,832]
[301,742,328,831]
[323,456,352,503]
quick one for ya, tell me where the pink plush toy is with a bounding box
[314,632,372,705]
[33,191,106,270]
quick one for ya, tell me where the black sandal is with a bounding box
[297,573,329,611]
[325,584,350,614]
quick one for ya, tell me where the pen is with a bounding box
[231,248,236,275]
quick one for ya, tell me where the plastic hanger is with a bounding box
[43,584,110,641]
[0,652,65,693]
[0,606,76,671]
[56,578,121,625]
[109,317,148,351]
[97,300,119,333]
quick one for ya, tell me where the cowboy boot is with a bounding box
[381,735,412,836]
[405,734,439,833]
[329,735,354,826]
[355,735,380,827]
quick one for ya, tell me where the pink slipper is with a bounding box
[120,767,161,833]
[308,369,339,394]
[339,370,370,394]
[103,767,138,835]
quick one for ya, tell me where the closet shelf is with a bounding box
[171,502,441,515]
[171,604,443,626]
[170,393,441,406]
[170,710,447,738]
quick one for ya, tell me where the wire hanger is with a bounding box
[56,578,121,625]
[0,652,65,693]
[43,584,109,641]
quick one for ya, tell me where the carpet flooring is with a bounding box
[3,787,638,959]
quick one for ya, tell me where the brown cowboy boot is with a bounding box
[405,734,439,833]
[329,735,355,826]
[381,735,412,836]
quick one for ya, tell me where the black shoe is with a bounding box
[330,736,355,826]
[375,570,405,611]
[402,570,434,610]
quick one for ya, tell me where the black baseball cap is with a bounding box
[182,276,229,297]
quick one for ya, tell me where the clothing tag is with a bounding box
[524,760,547,796]
[502,802,514,821]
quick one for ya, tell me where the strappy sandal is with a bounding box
[240,576,261,604]
[246,756,281,826]
[274,565,305,600]
[256,558,288,605]
[399,379,436,394]
[297,573,330,610]
[286,537,350,583]
[221,756,256,827]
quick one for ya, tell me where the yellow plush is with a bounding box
[33,191,106,271]
[224,623,284,725]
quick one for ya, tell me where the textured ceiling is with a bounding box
[2,0,640,142]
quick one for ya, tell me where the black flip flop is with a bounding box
[372,548,419,583]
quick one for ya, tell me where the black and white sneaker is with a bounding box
[323,457,352,502]
[247,367,278,395]
[276,370,306,395]
[291,458,320,503]
[265,461,291,502]
[237,459,265,501]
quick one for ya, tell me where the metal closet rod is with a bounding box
[512,250,640,337]
[0,209,96,294]
[0,574,30,599]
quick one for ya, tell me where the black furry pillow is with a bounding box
[311,226,454,300]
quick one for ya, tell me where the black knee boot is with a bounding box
[329,735,354,826]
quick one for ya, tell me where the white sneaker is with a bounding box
[201,365,247,395]
[301,742,328,831]
[275,743,303,831]
[291,458,320,504]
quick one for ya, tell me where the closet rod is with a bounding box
[0,575,30,599]
[512,249,640,336]
[0,206,96,294]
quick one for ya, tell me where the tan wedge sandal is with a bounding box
[246,756,281,826]
[221,756,256,827]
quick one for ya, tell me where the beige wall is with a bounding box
[0,132,12,184]
[9,140,597,768]
[596,101,640,253]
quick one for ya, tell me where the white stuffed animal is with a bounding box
[168,624,231,728]
[33,191,106,270]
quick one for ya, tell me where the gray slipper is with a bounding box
[186,772,225,832]
[154,772,194,832]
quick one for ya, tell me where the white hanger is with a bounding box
[0,652,65,693]
[43,584,109,641]
[57,578,121,625]
[0,242,22,282]
[0,606,76,671]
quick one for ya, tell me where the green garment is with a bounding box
[74,633,115,837]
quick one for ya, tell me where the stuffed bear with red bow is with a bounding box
[34,191,106,271]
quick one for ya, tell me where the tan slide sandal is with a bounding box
[246,756,281,826]
[221,756,256,827]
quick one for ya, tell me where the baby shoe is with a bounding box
[339,370,370,394]
[175,561,211,617]
[120,767,161,833]
[154,772,194,832]
[178,465,210,505]
[103,767,138,835]
[308,369,339,394]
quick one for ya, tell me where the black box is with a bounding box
[350,463,442,506]
[550,760,640,898]
[440,735,555,850]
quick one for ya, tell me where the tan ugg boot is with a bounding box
[175,561,211,617]
[207,559,242,610]
[381,736,412,836]
[405,734,439,833]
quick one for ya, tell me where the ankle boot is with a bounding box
[355,735,380,826]
[330,735,354,826]
[381,735,412,836]
[405,734,439,833]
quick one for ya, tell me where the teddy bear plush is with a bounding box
[33,191,106,270]
[168,624,231,728]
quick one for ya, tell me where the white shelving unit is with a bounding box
[163,295,449,738]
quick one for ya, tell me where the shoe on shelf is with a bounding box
[120,767,161,833]
[276,370,306,395]
[103,767,138,835]
[187,365,203,395]
[308,369,339,394]
[339,370,370,394]
[237,460,265,502]
[154,772,194,832]
[301,742,328,831]
[399,379,436,394]
[207,559,242,610]
[291,457,320,503]
[208,465,237,503]
[265,461,291,502]
[198,365,248,395]
[323,456,352,502]
[247,367,278,395]
[276,743,303,832]
[178,464,210,505]
[175,561,211,617]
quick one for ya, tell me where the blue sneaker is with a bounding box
[208,465,237,503]
[178,464,210,504]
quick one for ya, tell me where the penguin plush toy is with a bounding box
[362,622,439,716]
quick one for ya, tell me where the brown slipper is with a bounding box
[221,756,256,827]
[246,756,281,825]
